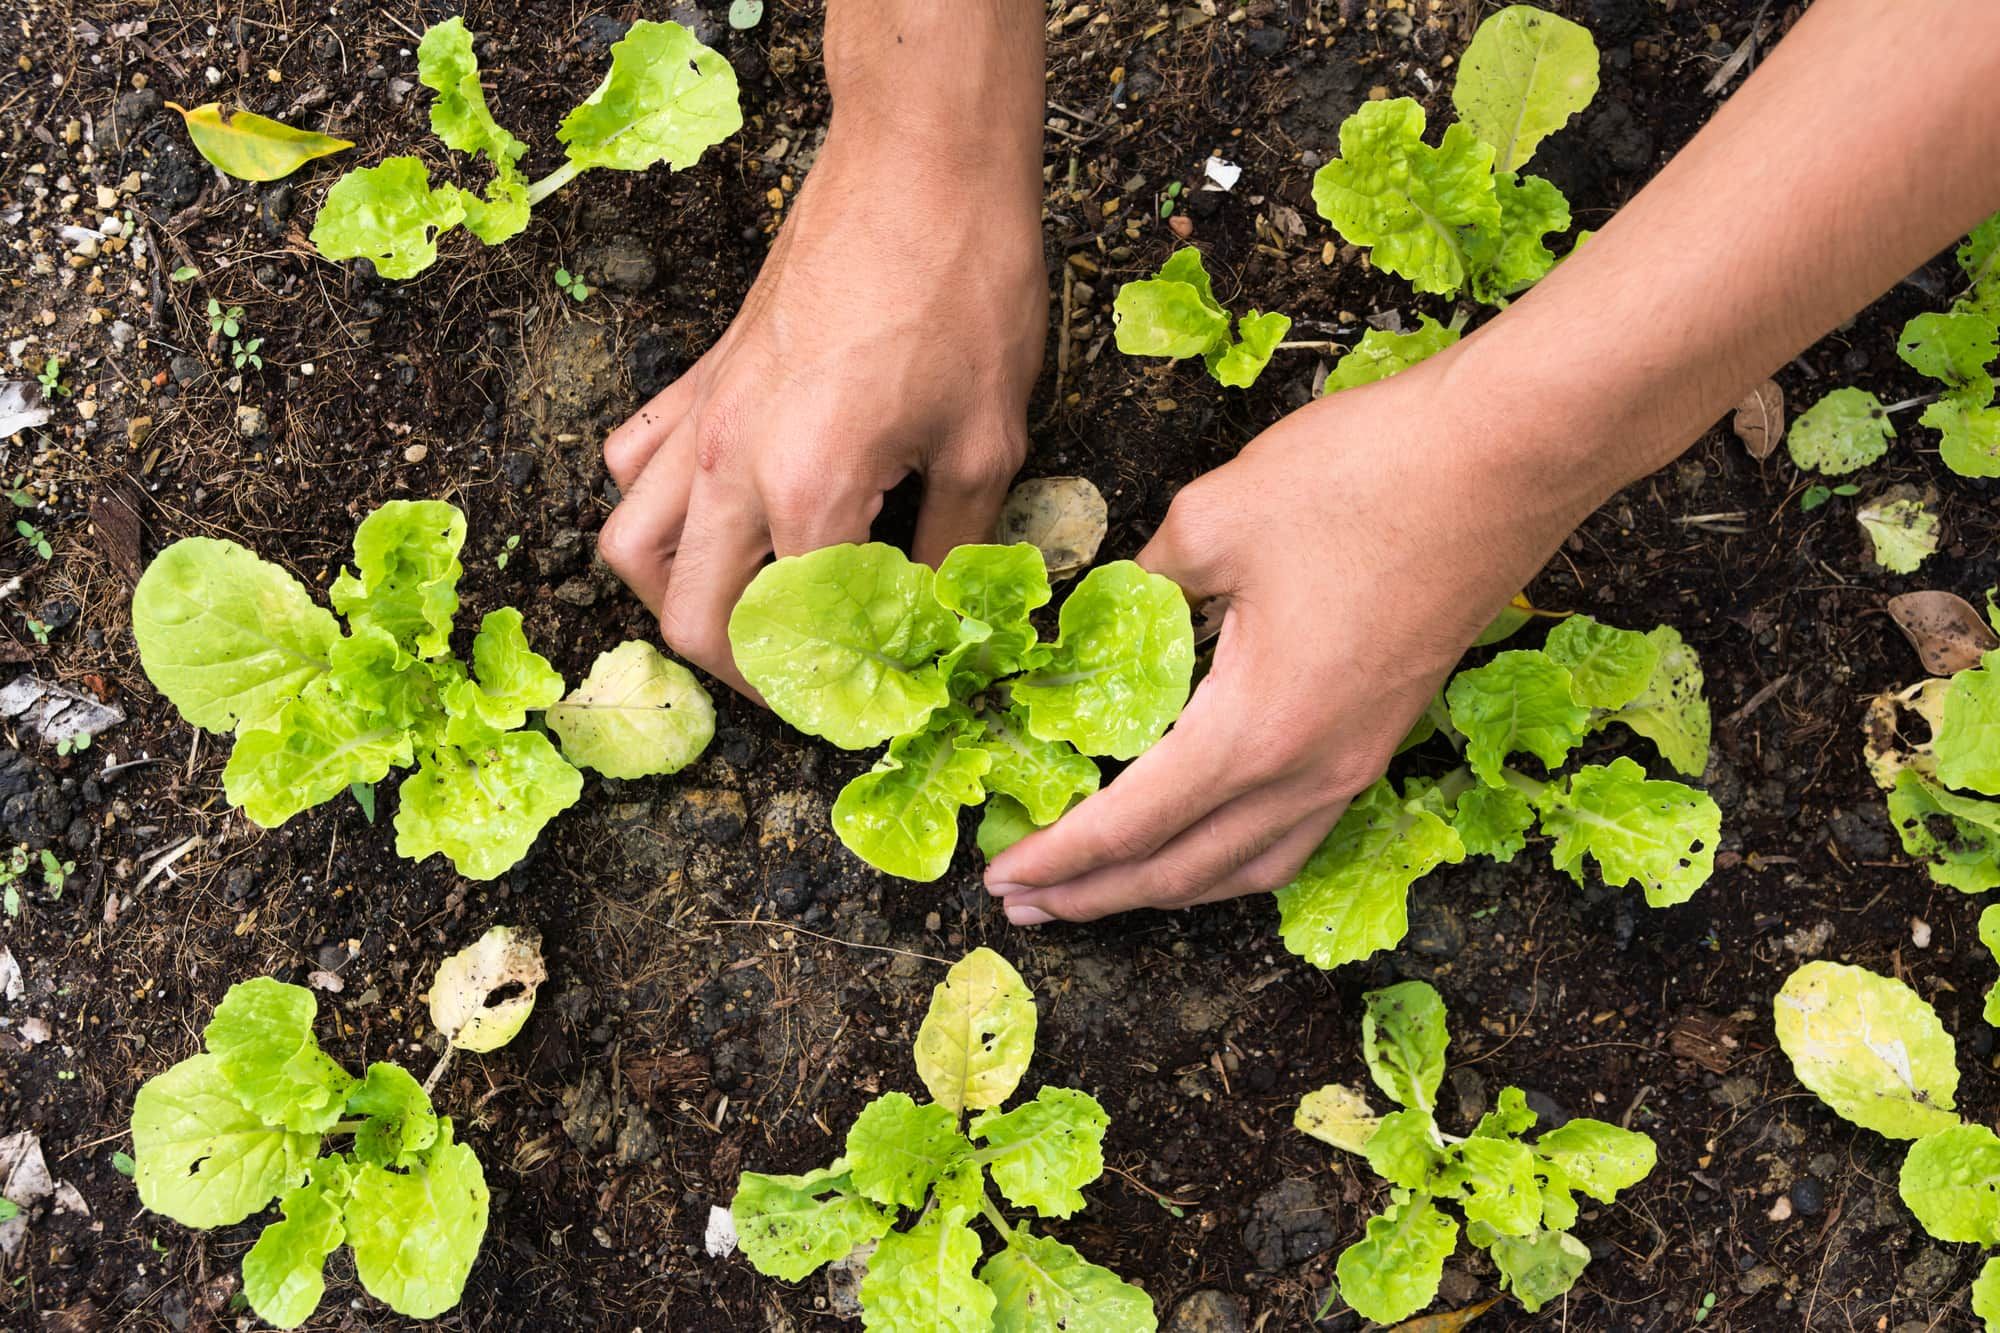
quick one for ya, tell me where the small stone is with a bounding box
[75,399,98,421]
[402,443,428,463]
[1766,1194,1793,1222]
[235,404,267,439]
[115,88,163,137]
[1166,1289,1245,1333]
[501,450,536,486]
[1790,1176,1826,1216]
[258,183,294,240]
[108,320,137,349]
[1910,916,1932,948]
[170,354,204,385]
[1243,24,1286,57]
[1167,214,1194,240]
[554,576,597,607]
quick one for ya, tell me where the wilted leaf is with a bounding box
[1863,678,1950,790]
[426,925,545,1052]
[0,383,51,442]
[1888,591,2000,676]
[167,102,353,181]
[1387,1298,1502,1332]
[0,676,122,748]
[1731,379,1784,460]
[1858,487,1940,574]
[996,477,1107,579]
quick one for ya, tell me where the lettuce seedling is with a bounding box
[1321,313,1465,394]
[131,501,713,879]
[1277,615,1718,971]
[1113,248,1293,387]
[1299,980,1655,1323]
[727,542,1193,880]
[1312,4,1595,304]
[732,949,1157,1331]
[311,18,740,278]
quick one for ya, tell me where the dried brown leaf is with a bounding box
[1731,379,1784,460]
[1887,590,1998,676]
[1388,1299,1501,1332]
[996,476,1107,579]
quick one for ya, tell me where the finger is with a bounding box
[765,475,883,558]
[1182,806,1344,907]
[659,482,770,697]
[604,367,703,492]
[911,431,1019,567]
[1135,494,1235,606]
[596,419,697,614]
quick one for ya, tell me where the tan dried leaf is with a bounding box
[1862,677,1950,791]
[1731,379,1784,460]
[426,925,546,1052]
[996,476,1107,579]
[1887,591,1999,676]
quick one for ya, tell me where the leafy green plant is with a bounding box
[1322,314,1466,395]
[727,542,1193,880]
[1112,248,1293,388]
[131,500,714,879]
[732,949,1156,1331]
[207,298,244,339]
[1312,4,1596,305]
[1276,615,1717,971]
[552,266,589,302]
[1298,980,1655,1323]
[36,357,69,399]
[312,18,740,279]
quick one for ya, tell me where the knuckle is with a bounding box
[693,410,740,478]
[1238,858,1298,896]
[1092,819,1158,866]
[595,510,644,573]
[658,604,722,668]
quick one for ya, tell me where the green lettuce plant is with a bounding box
[132,500,713,879]
[1277,615,1718,970]
[312,18,740,278]
[726,542,1194,880]
[1312,4,1597,305]
[732,948,1156,1331]
[1321,313,1466,394]
[1298,980,1655,1323]
[1112,248,1293,388]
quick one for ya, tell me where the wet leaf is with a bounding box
[996,477,1107,580]
[167,102,353,182]
[426,925,546,1052]
[1888,591,2000,676]
[1731,379,1784,460]
[1387,1297,1501,1331]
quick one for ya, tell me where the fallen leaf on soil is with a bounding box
[89,478,146,590]
[0,676,123,748]
[1887,591,1998,676]
[1294,1082,1380,1153]
[0,383,50,442]
[1862,678,1950,790]
[1668,1009,1743,1074]
[0,1131,53,1260]
[427,924,546,1052]
[0,946,20,1002]
[1857,486,1940,575]
[1730,379,1784,460]
[1387,1298,1500,1331]
[996,476,1107,579]
[166,101,353,181]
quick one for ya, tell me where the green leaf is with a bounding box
[832,722,990,881]
[1439,1135,1541,1236]
[1543,614,1660,710]
[558,21,743,174]
[1982,903,2000,1027]
[168,101,352,182]
[1922,392,2000,479]
[1773,960,1961,1139]
[976,794,1042,859]
[935,543,1052,630]
[1858,493,1941,574]
[326,623,431,732]
[311,157,469,280]
[1937,660,2000,795]
[1488,1228,1590,1313]
[1786,387,1895,475]
[222,677,412,827]
[242,1156,351,1329]
[845,1092,968,1209]
[1451,783,1536,863]
[969,706,1100,826]
[1445,649,1589,785]
[1898,309,1998,400]
[130,1053,317,1229]
[1888,768,2000,892]
[1014,562,1194,760]
[970,1086,1109,1219]
[1464,170,1570,304]
[454,608,564,733]
[1362,980,1450,1113]
[1899,1123,2000,1244]
[344,1121,489,1320]
[1451,4,1599,172]
[1592,625,1711,778]
[1962,212,2000,311]
[1362,1107,1446,1190]
[347,1063,439,1169]
[392,732,584,880]
[204,977,355,1134]
[1204,309,1293,389]
[1474,1086,1538,1140]
[1312,99,1501,297]
[1335,1195,1458,1325]
[1113,248,1232,360]
[732,1161,891,1281]
[1295,1083,1382,1155]
[132,536,338,735]
[1324,315,1460,393]
[1533,1119,1655,1202]
[418,19,527,171]
[1538,757,1720,908]
[729,542,959,750]
[1975,1254,2000,1328]
[1275,778,1465,970]
[860,1207,996,1332]
[547,639,715,779]
[330,500,467,659]
[914,948,1037,1115]
[981,1228,1158,1333]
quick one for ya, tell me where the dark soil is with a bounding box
[2,1,1993,1330]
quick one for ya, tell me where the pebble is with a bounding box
[1790,1176,1826,1216]
[1168,214,1194,239]
[403,443,428,463]
[75,400,97,421]
[235,404,267,439]
[170,354,204,385]
[1166,1290,1245,1333]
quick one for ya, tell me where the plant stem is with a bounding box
[328,1119,367,1135]
[1883,393,1940,416]
[525,162,582,207]
[1275,339,1345,353]
[421,1044,456,1096]
[1497,765,1549,802]
[978,1189,1018,1246]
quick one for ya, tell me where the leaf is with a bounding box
[347,1063,439,1168]
[914,948,1037,1115]
[729,542,958,750]
[1336,1195,1459,1325]
[1887,591,2000,676]
[1450,784,1535,863]
[1474,1087,1538,1140]
[326,623,431,731]
[970,1087,1109,1219]
[311,157,469,280]
[1487,1229,1590,1313]
[732,1161,891,1281]
[1312,99,1502,297]
[1325,316,1460,394]
[547,639,714,779]
[996,480,1109,580]
[168,102,352,182]
[729,0,766,30]
[1543,614,1660,710]
[558,21,743,174]
[426,925,546,1052]
[1276,778,1466,970]
[1786,387,1895,475]
[1731,379,1785,460]
[968,706,1100,826]
[440,608,564,745]
[1364,1108,1447,1190]
[845,1093,968,1209]
[330,500,467,659]
[1362,980,1450,1114]
[859,1206,996,1332]
[1114,247,1233,360]
[417,18,527,171]
[1977,1254,2000,1329]
[1938,659,2000,795]
[1887,767,2000,892]
[1014,562,1194,760]
[1445,649,1589,785]
[1385,1298,1502,1332]
[1205,309,1293,389]
[204,977,355,1134]
[1462,170,1569,304]
[980,1228,1158,1333]
[130,1054,317,1229]
[132,536,339,735]
[393,733,584,880]
[222,677,412,826]
[977,795,1042,860]
[1532,1120,1655,1202]
[1451,4,1599,172]
[1538,757,1720,908]
[241,1157,351,1330]
[1899,1123,2000,1243]
[832,722,991,880]
[344,1121,489,1320]
[1438,1136,1540,1236]
[1858,490,1941,574]
[1472,593,1538,647]
[1592,625,1711,778]
[1897,309,1998,399]
[935,543,1052,629]
[1772,960,1961,1139]
[1923,393,2000,479]
[1296,1083,1382,1155]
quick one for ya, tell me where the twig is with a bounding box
[421,1044,456,1096]
[136,834,201,892]
[1723,673,1793,728]
[711,919,952,966]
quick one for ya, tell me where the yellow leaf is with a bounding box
[167,102,352,182]
[913,949,1037,1114]
[1388,1297,1500,1332]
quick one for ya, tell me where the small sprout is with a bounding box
[0,1200,18,1223]
[15,521,52,561]
[1112,248,1292,389]
[36,358,70,399]
[1800,483,1859,512]
[111,1151,136,1178]
[1159,179,1183,218]
[349,781,376,823]
[171,265,199,283]
[1694,1292,1717,1323]
[553,267,589,302]
[39,850,72,896]
[25,618,50,646]
[206,299,244,339]
[495,533,521,569]
[54,734,91,757]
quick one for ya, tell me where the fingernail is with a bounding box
[1006,904,1055,926]
[986,880,1030,898]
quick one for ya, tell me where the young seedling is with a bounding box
[1277,614,1718,970]
[552,267,589,303]
[496,533,521,569]
[36,358,69,399]
[1799,482,1860,511]
[312,18,741,279]
[726,542,1194,880]
[207,298,244,339]
[131,500,714,879]
[15,520,52,560]
[1112,248,1303,388]
[54,733,89,758]
[732,949,1157,1331]
[38,849,71,897]
[1299,980,1656,1323]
